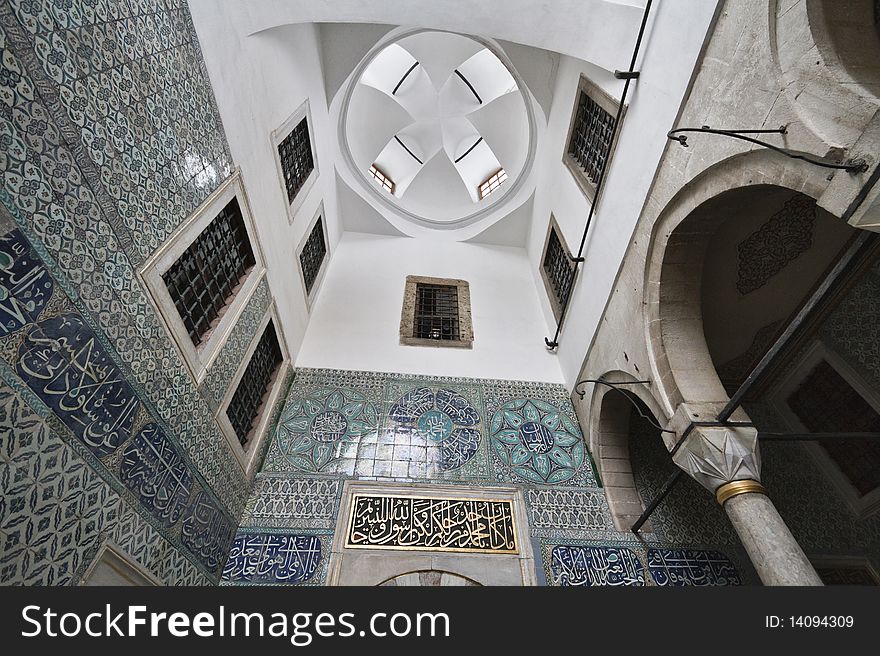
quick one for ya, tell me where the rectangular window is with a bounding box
[278,116,315,204]
[786,359,880,496]
[299,216,327,295]
[369,164,395,194]
[162,197,255,347]
[414,283,460,341]
[478,168,508,200]
[227,320,283,447]
[540,221,576,320]
[564,77,622,201]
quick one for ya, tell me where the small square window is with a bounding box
[563,76,623,202]
[369,163,395,194]
[539,218,577,321]
[226,320,284,448]
[278,116,315,204]
[162,197,255,348]
[478,168,508,200]
[414,283,460,341]
[400,276,473,348]
[139,172,265,384]
[272,101,319,222]
[299,214,327,296]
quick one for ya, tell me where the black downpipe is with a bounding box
[545,0,654,350]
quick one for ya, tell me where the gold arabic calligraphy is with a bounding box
[346,494,517,553]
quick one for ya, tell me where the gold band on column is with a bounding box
[715,479,767,505]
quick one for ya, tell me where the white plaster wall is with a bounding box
[241,0,647,73]
[526,0,720,388]
[188,2,340,361]
[296,232,564,382]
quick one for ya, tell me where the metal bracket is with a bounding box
[614,70,640,80]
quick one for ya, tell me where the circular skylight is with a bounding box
[341,31,533,227]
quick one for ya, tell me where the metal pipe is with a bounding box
[545,0,653,350]
[631,469,682,533]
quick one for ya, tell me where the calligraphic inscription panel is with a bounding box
[647,548,741,586]
[550,545,645,586]
[222,533,323,584]
[346,494,517,554]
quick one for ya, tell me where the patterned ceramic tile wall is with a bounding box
[0,368,208,585]
[0,1,278,583]
[229,368,750,586]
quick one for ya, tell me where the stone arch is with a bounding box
[378,570,481,586]
[588,370,666,531]
[772,0,880,147]
[643,150,833,418]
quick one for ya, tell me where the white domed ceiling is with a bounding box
[341,31,533,228]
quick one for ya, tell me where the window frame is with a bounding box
[271,99,319,224]
[295,201,331,308]
[79,541,160,586]
[539,215,577,323]
[399,275,473,349]
[139,170,266,384]
[562,75,625,203]
[769,340,880,519]
[216,303,290,478]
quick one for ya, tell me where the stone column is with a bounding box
[668,404,822,586]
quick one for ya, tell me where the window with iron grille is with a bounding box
[299,216,327,295]
[478,168,508,200]
[786,359,880,496]
[413,283,460,341]
[542,224,576,315]
[565,77,620,200]
[162,197,255,347]
[278,116,314,204]
[227,320,283,447]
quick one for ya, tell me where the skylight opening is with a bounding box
[478,168,508,200]
[369,164,395,194]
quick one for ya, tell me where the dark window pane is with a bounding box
[227,321,283,446]
[543,227,575,309]
[568,89,615,187]
[163,197,255,346]
[786,360,880,496]
[414,283,460,341]
[278,117,314,203]
[300,217,327,294]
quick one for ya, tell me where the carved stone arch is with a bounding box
[378,570,481,586]
[588,370,666,531]
[643,150,832,419]
[772,0,880,147]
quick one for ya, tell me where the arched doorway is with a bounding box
[378,570,481,586]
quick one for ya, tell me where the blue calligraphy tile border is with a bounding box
[0,211,237,581]
[220,528,333,587]
[538,537,758,587]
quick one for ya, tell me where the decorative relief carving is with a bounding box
[672,425,761,493]
[736,194,816,295]
[346,494,517,553]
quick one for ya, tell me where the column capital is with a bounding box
[667,404,761,494]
